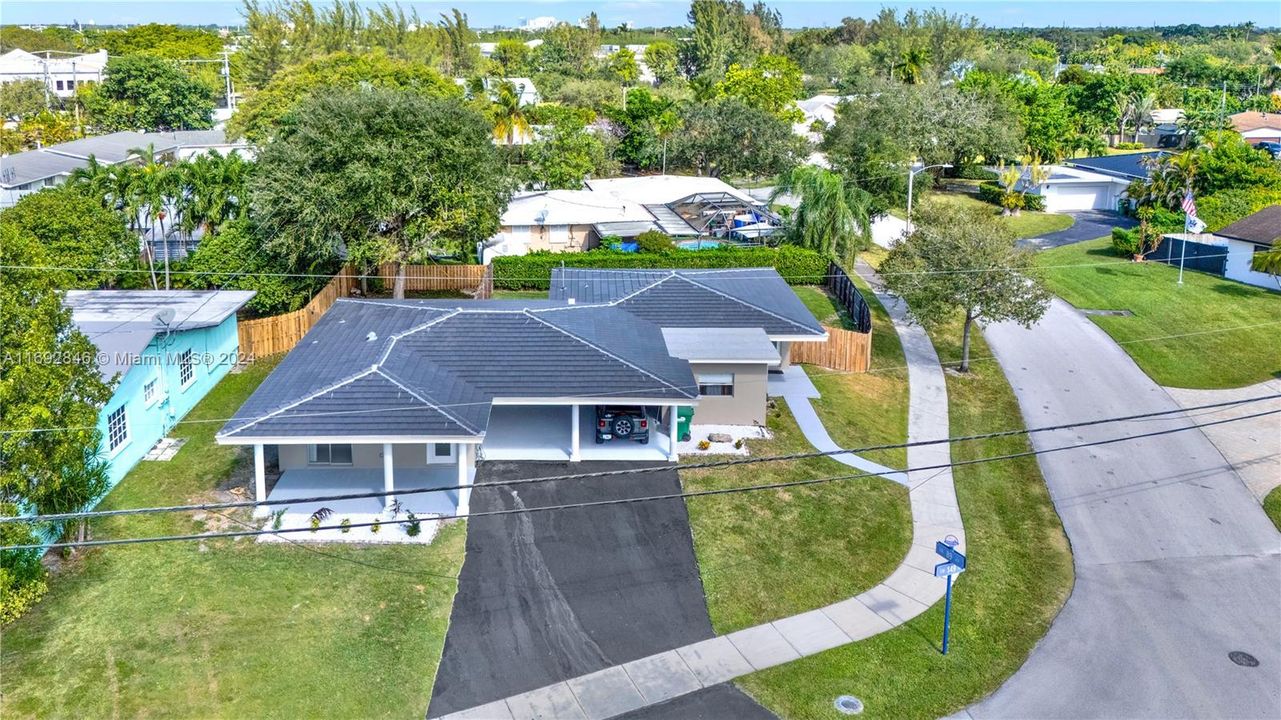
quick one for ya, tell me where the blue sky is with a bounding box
[5,1,1279,30]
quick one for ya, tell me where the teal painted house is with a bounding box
[66,290,256,491]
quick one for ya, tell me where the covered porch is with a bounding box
[247,440,480,542]
[481,404,680,462]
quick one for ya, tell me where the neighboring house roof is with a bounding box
[142,128,247,150]
[1214,205,1281,247]
[1150,108,1184,125]
[0,149,87,188]
[43,131,180,163]
[502,189,654,226]
[217,299,697,442]
[549,267,826,337]
[662,327,781,364]
[64,289,256,380]
[1229,111,1281,134]
[1024,165,1129,189]
[0,48,107,76]
[583,175,760,206]
[1065,151,1166,181]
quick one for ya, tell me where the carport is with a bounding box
[481,404,679,462]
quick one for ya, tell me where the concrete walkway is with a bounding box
[1163,378,1281,501]
[969,299,1281,719]
[767,366,909,485]
[435,268,965,720]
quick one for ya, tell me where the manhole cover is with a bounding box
[834,695,864,715]
[1229,651,1259,667]
[1080,308,1134,317]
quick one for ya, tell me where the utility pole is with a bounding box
[221,50,234,111]
[41,53,51,109]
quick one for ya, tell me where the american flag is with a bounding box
[1181,189,1198,218]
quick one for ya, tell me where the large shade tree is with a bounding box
[251,87,512,298]
[879,202,1050,371]
[80,54,214,131]
[671,97,802,178]
[0,187,138,288]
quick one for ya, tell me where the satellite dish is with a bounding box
[152,308,176,328]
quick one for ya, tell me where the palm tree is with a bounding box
[771,165,873,268]
[128,144,179,288]
[1112,94,1132,147]
[895,47,930,85]
[1251,247,1281,286]
[491,80,531,147]
[1129,92,1157,144]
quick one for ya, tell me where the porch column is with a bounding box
[570,404,581,462]
[383,443,395,513]
[457,443,473,517]
[668,408,679,463]
[252,443,268,518]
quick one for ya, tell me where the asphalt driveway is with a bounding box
[1020,210,1137,249]
[972,300,1281,718]
[427,460,772,719]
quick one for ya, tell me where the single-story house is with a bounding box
[0,48,106,98]
[216,298,700,520]
[1230,111,1281,145]
[481,175,779,262]
[0,129,245,208]
[453,76,539,106]
[66,290,255,490]
[550,267,828,425]
[1019,151,1165,213]
[1155,206,1281,289]
[791,94,851,143]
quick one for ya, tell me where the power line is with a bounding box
[7,393,1277,527]
[7,405,1278,552]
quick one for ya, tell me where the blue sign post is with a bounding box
[934,536,966,655]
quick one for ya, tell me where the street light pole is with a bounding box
[906,162,953,235]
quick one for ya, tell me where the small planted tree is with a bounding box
[880,202,1051,371]
[996,161,1024,216]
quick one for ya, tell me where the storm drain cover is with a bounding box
[1080,308,1134,317]
[1229,651,1259,667]
[834,696,864,715]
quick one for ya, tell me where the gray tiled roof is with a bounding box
[43,131,179,163]
[1066,151,1166,180]
[0,149,85,188]
[219,299,697,441]
[549,267,825,337]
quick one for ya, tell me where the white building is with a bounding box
[791,94,851,143]
[0,48,108,99]
[520,16,559,31]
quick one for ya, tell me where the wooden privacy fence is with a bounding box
[375,263,487,292]
[237,264,491,358]
[792,325,872,373]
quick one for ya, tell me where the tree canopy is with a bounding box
[251,88,512,297]
[0,188,138,288]
[670,96,802,178]
[80,55,215,131]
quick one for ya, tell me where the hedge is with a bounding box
[492,245,830,290]
[977,181,1047,211]
[1197,187,1281,232]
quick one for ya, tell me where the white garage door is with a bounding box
[1046,184,1111,212]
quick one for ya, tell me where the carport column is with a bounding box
[252,444,268,518]
[383,443,395,513]
[570,404,581,462]
[668,409,679,462]
[457,443,473,517]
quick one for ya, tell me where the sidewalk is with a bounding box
[434,266,965,720]
[767,365,909,485]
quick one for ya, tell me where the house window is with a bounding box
[308,444,353,465]
[427,442,456,464]
[697,372,735,397]
[143,378,157,404]
[178,349,195,387]
[106,406,129,452]
[56,80,64,91]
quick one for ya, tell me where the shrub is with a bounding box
[370,518,381,534]
[404,512,422,537]
[1111,227,1141,257]
[1197,187,1281,231]
[492,245,829,290]
[977,181,1046,211]
[1114,141,1146,149]
[956,165,998,181]
[697,440,711,450]
[339,518,352,534]
[0,522,48,624]
[636,230,675,253]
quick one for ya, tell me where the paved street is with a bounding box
[1020,210,1137,249]
[971,299,1281,719]
[427,460,768,719]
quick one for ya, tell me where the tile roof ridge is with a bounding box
[523,311,695,398]
[373,366,485,435]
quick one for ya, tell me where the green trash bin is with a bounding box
[676,406,694,442]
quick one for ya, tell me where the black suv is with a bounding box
[595,406,650,444]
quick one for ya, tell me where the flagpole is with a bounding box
[1178,234,1185,285]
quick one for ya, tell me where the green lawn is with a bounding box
[922,192,1075,239]
[0,361,467,719]
[1263,486,1281,532]
[1038,238,1281,388]
[491,289,549,300]
[682,402,911,634]
[795,278,910,470]
[737,315,1073,720]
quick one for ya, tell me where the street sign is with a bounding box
[934,537,968,656]
[934,561,962,578]
[935,541,966,569]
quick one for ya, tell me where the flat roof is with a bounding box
[662,327,781,364]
